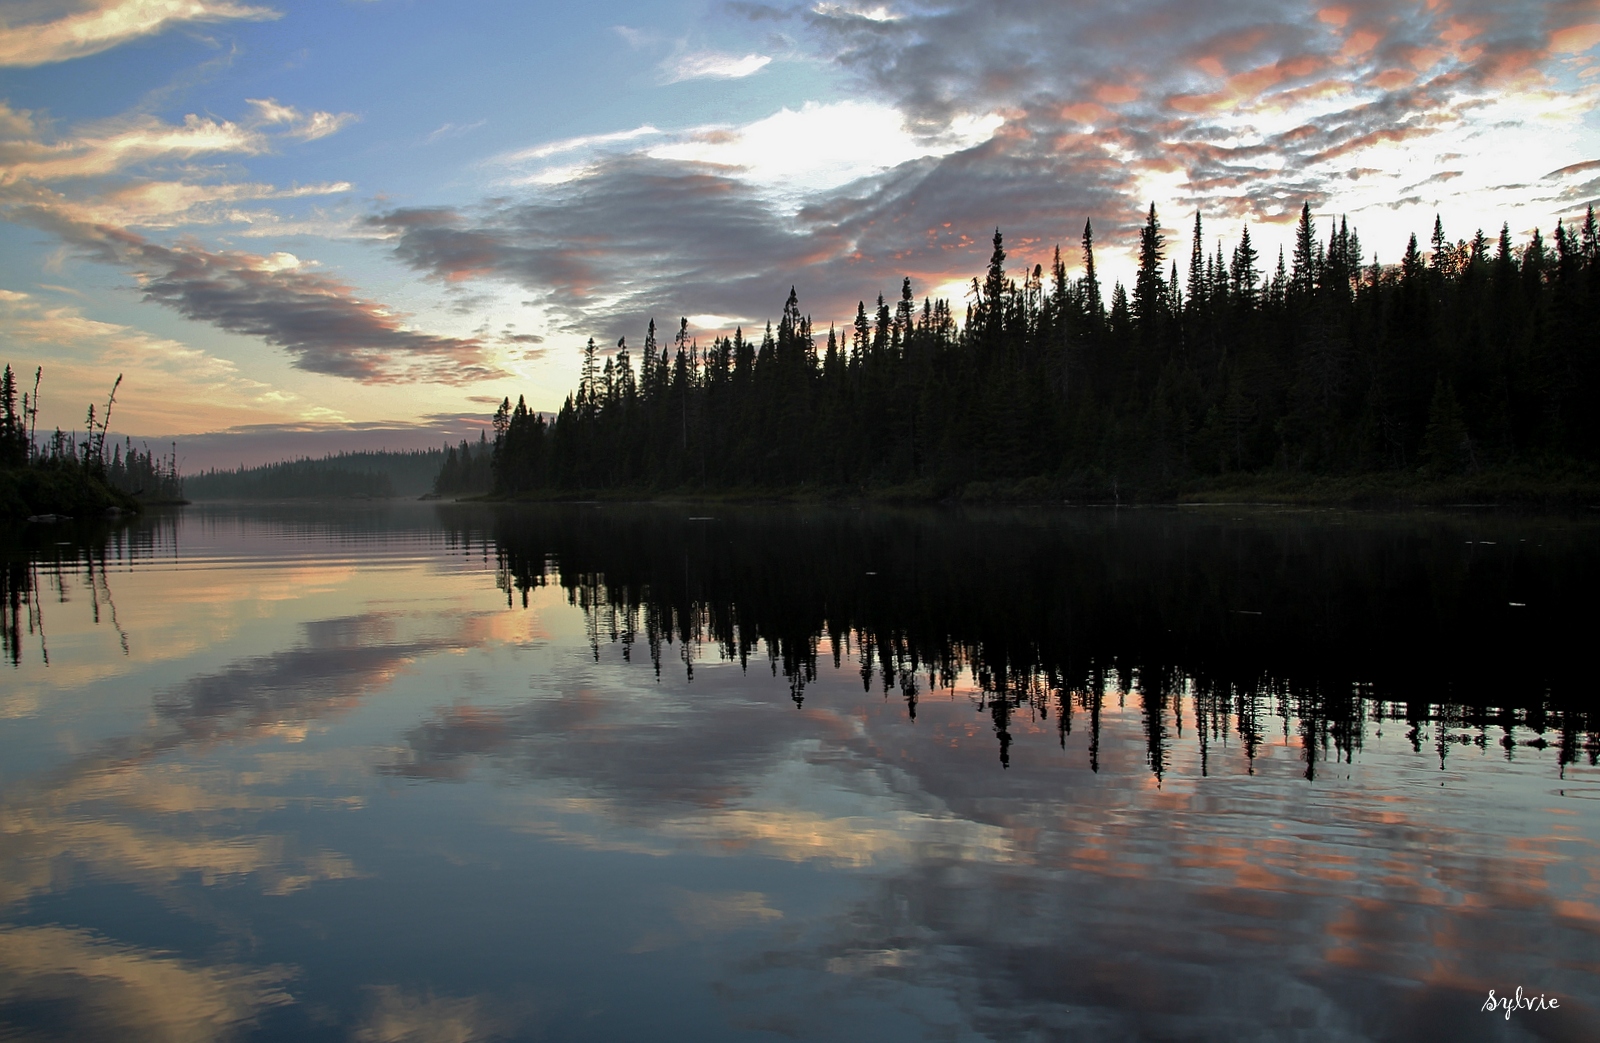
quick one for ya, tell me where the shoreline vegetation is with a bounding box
[471,203,1600,508]
[463,463,1600,509]
[0,366,178,523]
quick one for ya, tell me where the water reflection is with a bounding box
[477,505,1600,777]
[0,504,1595,1042]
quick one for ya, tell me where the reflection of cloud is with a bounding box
[699,700,1600,1041]
[0,0,279,68]
[672,888,783,933]
[371,576,1600,1041]
[0,924,291,1043]
[0,786,361,904]
[153,612,476,744]
[1,600,512,912]
[384,669,1014,867]
[353,985,517,1043]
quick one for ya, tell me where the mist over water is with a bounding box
[1,503,1596,1042]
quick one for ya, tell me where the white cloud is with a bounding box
[0,99,355,184]
[662,51,773,83]
[490,101,999,204]
[61,179,353,229]
[612,25,653,49]
[2,113,267,182]
[496,125,664,166]
[425,119,487,145]
[0,0,280,68]
[811,3,901,22]
[646,100,1000,200]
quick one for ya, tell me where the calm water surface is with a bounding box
[0,503,1596,1042]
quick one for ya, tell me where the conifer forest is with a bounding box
[486,204,1600,498]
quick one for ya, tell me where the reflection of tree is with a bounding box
[469,505,1600,777]
[2,513,184,667]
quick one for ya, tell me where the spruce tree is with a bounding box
[1133,203,1166,335]
[1292,203,1317,298]
[1080,219,1103,324]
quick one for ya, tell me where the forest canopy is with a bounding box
[482,204,1600,500]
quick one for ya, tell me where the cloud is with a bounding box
[9,0,1592,408]
[1,110,267,182]
[424,119,487,145]
[0,285,307,433]
[487,103,996,202]
[662,50,773,82]
[371,156,853,334]
[352,0,1599,349]
[17,210,502,385]
[7,207,499,382]
[643,100,1000,200]
[0,0,279,68]
[375,102,1015,335]
[373,130,1137,341]
[0,98,355,185]
[493,124,664,167]
[51,178,354,230]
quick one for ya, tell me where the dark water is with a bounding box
[1,503,1596,1042]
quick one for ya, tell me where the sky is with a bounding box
[1,0,1597,469]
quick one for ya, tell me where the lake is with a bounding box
[1,502,1596,1042]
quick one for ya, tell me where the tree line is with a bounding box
[185,449,454,500]
[1,366,167,517]
[480,204,1600,497]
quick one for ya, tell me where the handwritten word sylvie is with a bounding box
[1483,988,1559,1020]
